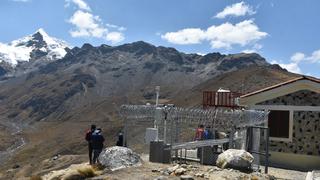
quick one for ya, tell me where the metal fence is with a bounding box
[120,105,269,150]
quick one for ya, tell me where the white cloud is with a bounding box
[106,32,125,44]
[161,28,205,45]
[207,20,267,49]
[288,49,320,64]
[66,0,125,44]
[272,59,302,74]
[290,52,305,63]
[278,62,302,74]
[307,49,320,63]
[68,10,107,38]
[272,49,320,74]
[65,0,91,11]
[106,23,126,31]
[215,1,255,19]
[162,20,267,49]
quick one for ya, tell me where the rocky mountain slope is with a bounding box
[0,38,299,177]
[0,29,69,77]
[0,41,279,123]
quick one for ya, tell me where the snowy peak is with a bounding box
[0,28,69,66]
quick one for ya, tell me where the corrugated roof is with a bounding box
[240,76,320,98]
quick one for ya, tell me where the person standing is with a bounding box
[85,124,96,164]
[195,124,204,141]
[195,124,204,158]
[204,126,213,140]
[91,128,105,164]
[116,130,124,146]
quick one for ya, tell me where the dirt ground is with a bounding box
[93,154,307,180]
[3,153,306,180]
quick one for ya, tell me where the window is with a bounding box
[268,110,290,138]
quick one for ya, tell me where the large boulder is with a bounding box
[98,146,142,171]
[216,149,254,170]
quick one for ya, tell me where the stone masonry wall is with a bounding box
[257,90,320,156]
[257,90,320,106]
[268,111,320,156]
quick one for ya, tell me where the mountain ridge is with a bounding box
[0,28,69,77]
[0,30,298,178]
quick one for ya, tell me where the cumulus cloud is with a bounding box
[273,49,320,74]
[278,62,302,74]
[290,52,305,63]
[288,49,320,63]
[215,1,255,19]
[162,20,267,49]
[65,0,91,11]
[161,28,205,45]
[272,59,301,74]
[68,10,107,38]
[106,32,125,44]
[307,49,320,63]
[66,0,125,44]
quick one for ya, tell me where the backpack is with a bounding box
[85,130,92,141]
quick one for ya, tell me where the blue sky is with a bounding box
[1,0,320,77]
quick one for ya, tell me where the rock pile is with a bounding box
[151,162,274,180]
[216,149,254,171]
[98,146,142,171]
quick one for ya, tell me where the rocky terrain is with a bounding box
[0,30,300,178]
[1,149,307,180]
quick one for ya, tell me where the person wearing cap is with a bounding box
[85,124,96,164]
[91,128,105,164]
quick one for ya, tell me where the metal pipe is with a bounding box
[155,86,160,107]
[265,127,270,174]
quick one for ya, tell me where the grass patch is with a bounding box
[77,166,96,178]
[30,175,43,180]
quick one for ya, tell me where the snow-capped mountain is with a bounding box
[0,28,68,76]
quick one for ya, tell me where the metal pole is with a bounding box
[265,127,269,174]
[229,128,235,149]
[155,86,160,107]
[164,110,167,143]
[184,149,187,163]
[123,117,128,147]
[154,86,160,128]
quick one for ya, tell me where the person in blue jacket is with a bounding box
[91,128,105,164]
[204,126,214,140]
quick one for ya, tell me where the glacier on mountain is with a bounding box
[0,28,69,67]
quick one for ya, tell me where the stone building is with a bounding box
[240,76,320,170]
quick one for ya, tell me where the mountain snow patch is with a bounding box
[0,28,69,67]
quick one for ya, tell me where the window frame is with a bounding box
[249,105,294,142]
[267,109,293,142]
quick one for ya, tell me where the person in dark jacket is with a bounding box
[85,124,96,164]
[116,130,124,146]
[91,128,105,164]
[204,126,213,140]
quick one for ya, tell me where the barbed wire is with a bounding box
[120,105,268,130]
